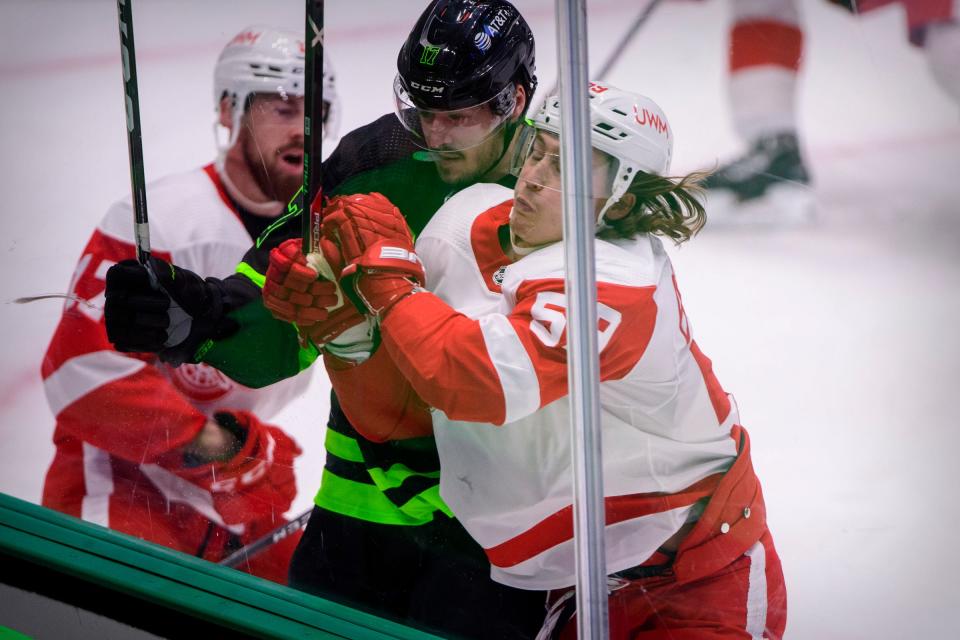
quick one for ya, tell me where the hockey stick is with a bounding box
[218,508,313,568]
[302,0,325,255]
[115,0,157,285]
[592,0,663,81]
[535,0,664,109]
[16,3,158,305]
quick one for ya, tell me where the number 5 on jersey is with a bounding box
[529,291,622,352]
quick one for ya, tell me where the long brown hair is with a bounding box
[597,169,710,244]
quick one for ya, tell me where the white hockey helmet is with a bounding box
[528,81,674,223]
[214,26,305,150]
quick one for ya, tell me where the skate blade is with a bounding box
[705,184,817,229]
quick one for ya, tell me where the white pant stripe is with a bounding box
[80,443,114,526]
[745,540,768,639]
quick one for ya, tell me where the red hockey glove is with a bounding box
[320,192,413,266]
[340,241,425,317]
[262,237,367,347]
[263,238,341,324]
[177,410,301,527]
[319,193,422,316]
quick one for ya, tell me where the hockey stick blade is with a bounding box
[12,293,99,309]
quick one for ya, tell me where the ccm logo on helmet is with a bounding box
[411,81,444,94]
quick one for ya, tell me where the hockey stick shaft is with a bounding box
[219,508,313,568]
[592,0,663,80]
[538,0,664,104]
[115,0,155,281]
[301,0,325,255]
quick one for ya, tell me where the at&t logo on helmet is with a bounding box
[474,30,492,52]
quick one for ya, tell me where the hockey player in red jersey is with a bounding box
[275,82,787,637]
[706,0,960,224]
[39,26,338,583]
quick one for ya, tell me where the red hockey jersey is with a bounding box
[41,164,309,552]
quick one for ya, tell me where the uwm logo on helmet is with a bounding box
[634,105,668,136]
[229,30,261,47]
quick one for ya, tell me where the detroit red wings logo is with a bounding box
[169,363,234,402]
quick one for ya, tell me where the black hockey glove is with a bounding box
[104,257,238,366]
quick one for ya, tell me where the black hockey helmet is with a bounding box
[394,0,537,151]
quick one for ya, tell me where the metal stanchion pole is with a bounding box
[554,0,608,637]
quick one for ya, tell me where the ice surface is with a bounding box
[0,0,957,636]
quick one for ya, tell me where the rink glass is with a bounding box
[4,0,953,638]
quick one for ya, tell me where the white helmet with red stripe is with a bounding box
[531,81,674,223]
[214,26,305,150]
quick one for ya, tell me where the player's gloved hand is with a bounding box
[320,192,413,265]
[177,410,301,526]
[320,193,424,317]
[263,238,342,325]
[262,237,371,352]
[104,257,238,366]
[340,242,425,317]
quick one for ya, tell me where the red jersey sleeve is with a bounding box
[41,229,206,462]
[379,278,657,425]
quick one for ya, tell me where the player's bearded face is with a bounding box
[511,131,613,248]
[240,94,305,203]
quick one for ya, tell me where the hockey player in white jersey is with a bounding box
[297,83,787,637]
[40,26,336,583]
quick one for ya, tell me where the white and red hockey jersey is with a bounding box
[380,183,749,590]
[41,164,309,541]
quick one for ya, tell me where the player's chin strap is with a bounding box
[213,154,286,217]
[509,224,539,257]
[508,205,550,257]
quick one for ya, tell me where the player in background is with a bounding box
[105,2,547,636]
[311,83,787,638]
[706,0,960,223]
[40,26,336,583]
